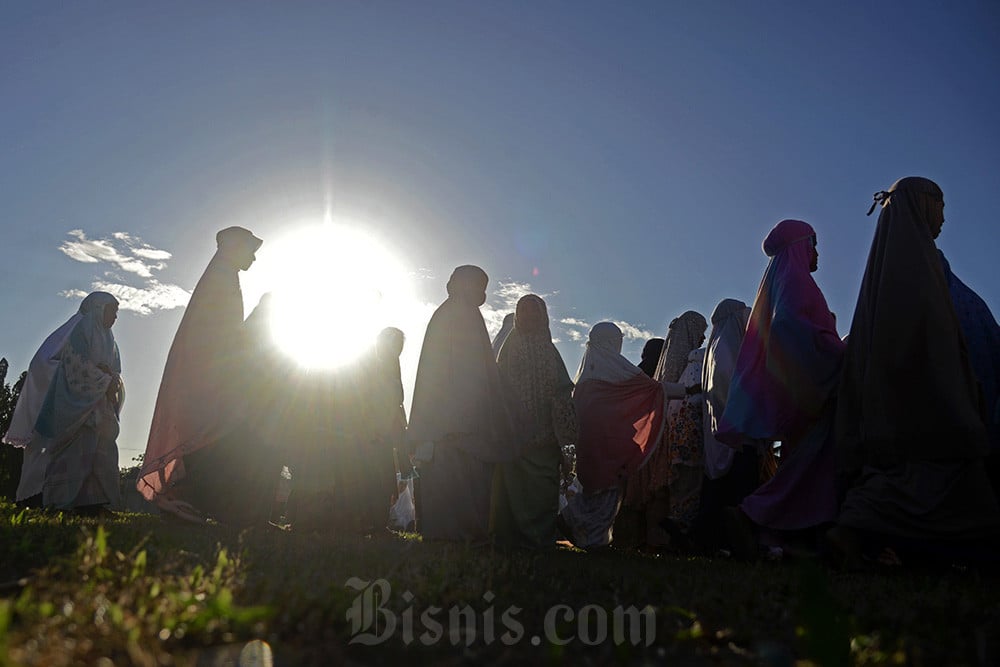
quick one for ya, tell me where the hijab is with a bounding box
[491,313,516,361]
[406,265,515,462]
[138,229,262,500]
[836,177,989,471]
[574,322,644,385]
[573,322,666,491]
[497,295,575,448]
[34,292,121,441]
[4,292,117,448]
[654,311,708,383]
[638,338,664,378]
[717,220,844,445]
[701,298,750,478]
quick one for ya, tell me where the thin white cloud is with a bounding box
[61,280,190,316]
[60,229,171,278]
[113,231,174,261]
[613,320,657,341]
[483,280,547,336]
[494,280,536,309]
[59,230,189,315]
[131,247,172,261]
[559,317,591,329]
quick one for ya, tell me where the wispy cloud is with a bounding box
[613,320,657,341]
[483,280,535,335]
[557,315,654,344]
[494,281,537,309]
[59,230,189,315]
[559,317,591,329]
[60,229,172,278]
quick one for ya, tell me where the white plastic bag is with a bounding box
[388,474,416,531]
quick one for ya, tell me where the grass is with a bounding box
[1,501,998,666]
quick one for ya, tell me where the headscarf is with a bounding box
[637,338,664,378]
[836,178,988,471]
[654,311,708,383]
[497,295,576,448]
[406,265,516,462]
[939,250,1000,451]
[574,321,643,385]
[216,226,263,259]
[138,229,262,500]
[446,265,488,306]
[702,298,750,479]
[717,220,844,445]
[4,292,112,448]
[572,322,666,491]
[375,326,406,410]
[34,292,122,441]
[491,313,515,361]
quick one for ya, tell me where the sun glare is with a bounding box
[247,221,415,369]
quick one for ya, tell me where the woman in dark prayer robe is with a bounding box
[138,227,268,523]
[831,177,1000,565]
[179,292,286,526]
[406,265,516,542]
[352,327,408,534]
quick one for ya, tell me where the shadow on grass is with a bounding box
[1,501,998,666]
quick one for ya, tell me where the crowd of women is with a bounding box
[5,176,999,567]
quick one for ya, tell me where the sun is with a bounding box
[245,220,415,369]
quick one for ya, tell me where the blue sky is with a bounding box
[2,2,998,465]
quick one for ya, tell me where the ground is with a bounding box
[1,502,998,666]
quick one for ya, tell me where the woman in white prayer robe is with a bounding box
[4,292,115,504]
[32,292,124,512]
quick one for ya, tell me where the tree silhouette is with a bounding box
[0,358,27,499]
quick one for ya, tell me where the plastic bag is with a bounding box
[388,473,416,531]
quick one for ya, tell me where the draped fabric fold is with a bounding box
[5,293,111,501]
[836,179,989,472]
[138,228,262,502]
[718,221,844,447]
[717,220,844,531]
[938,250,1000,454]
[406,265,516,541]
[494,295,577,548]
[835,177,1000,544]
[572,322,666,492]
[702,299,750,479]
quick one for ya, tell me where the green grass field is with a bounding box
[1,501,997,666]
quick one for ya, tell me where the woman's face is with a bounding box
[808,235,819,273]
[928,196,945,239]
[103,303,119,328]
